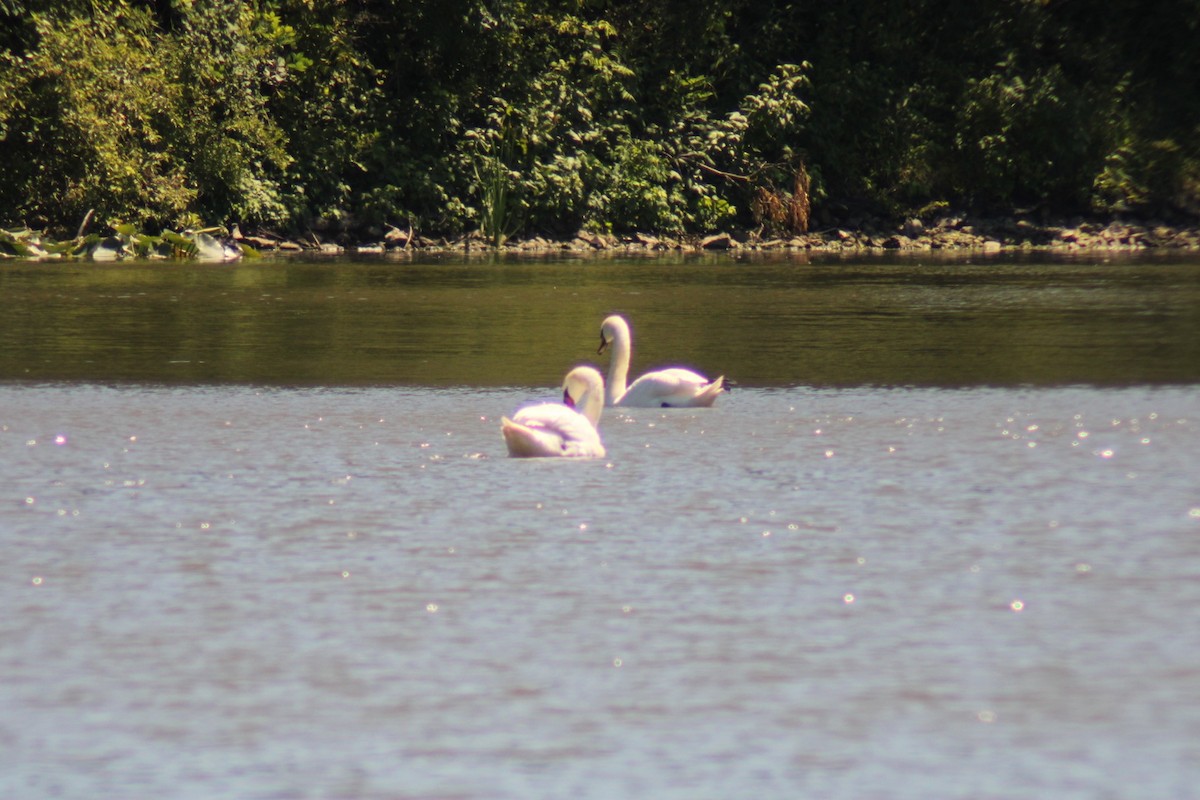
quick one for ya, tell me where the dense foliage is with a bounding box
[2,0,1198,240]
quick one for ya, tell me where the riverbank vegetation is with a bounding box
[2,0,1198,248]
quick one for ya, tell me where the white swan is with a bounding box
[598,315,725,407]
[501,366,607,458]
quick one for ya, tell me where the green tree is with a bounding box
[161,0,295,226]
[0,5,193,232]
[2,0,1198,236]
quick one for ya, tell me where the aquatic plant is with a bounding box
[0,222,250,262]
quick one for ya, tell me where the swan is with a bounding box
[598,315,725,407]
[501,366,607,458]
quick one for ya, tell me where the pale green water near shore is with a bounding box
[2,254,1198,799]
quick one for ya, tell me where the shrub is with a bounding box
[0,6,193,232]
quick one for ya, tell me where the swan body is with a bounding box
[502,366,607,458]
[598,315,725,408]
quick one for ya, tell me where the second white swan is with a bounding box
[501,366,607,458]
[598,315,725,408]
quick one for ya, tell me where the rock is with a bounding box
[90,237,123,260]
[982,240,1002,252]
[193,232,242,262]
[940,230,979,248]
[1101,224,1131,244]
[384,225,410,247]
[700,233,737,250]
[903,218,924,237]
[575,232,607,249]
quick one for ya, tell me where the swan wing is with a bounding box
[616,369,725,408]
[502,404,605,458]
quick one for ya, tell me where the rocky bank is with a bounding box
[238,215,1200,257]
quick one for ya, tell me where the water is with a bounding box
[3,252,1199,386]
[2,254,1199,798]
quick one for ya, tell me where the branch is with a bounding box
[75,209,95,240]
[676,152,768,183]
[695,162,753,182]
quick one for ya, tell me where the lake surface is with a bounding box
[2,253,1199,799]
[3,251,1200,386]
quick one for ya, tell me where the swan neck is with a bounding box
[580,391,604,427]
[605,325,632,404]
[565,367,606,427]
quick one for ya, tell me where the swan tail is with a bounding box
[501,417,560,458]
[501,416,605,458]
[691,375,726,407]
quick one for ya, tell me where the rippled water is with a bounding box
[2,255,1200,798]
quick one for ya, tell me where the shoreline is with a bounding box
[245,215,1200,257]
[5,214,1200,261]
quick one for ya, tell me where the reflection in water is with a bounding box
[2,252,1199,386]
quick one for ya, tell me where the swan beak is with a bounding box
[563,388,576,408]
[597,333,610,355]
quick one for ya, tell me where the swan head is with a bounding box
[598,314,630,355]
[561,365,605,427]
